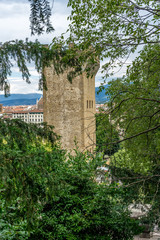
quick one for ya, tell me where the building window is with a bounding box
[89,100,92,108]
[87,100,94,109]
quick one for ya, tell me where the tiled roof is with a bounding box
[3,105,43,114]
[29,109,43,113]
[12,110,43,114]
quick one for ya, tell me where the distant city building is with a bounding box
[12,109,43,123]
[3,112,13,119]
[96,103,108,113]
[36,96,43,110]
[2,98,43,123]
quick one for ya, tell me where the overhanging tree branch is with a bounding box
[109,124,160,145]
[28,0,54,35]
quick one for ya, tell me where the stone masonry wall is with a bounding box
[43,65,98,152]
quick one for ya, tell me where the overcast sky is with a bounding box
[0,0,131,95]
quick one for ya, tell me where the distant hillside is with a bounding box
[0,87,108,106]
[0,94,42,106]
[95,84,108,103]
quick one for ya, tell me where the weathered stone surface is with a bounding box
[43,65,99,152]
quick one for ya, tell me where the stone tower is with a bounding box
[0,104,3,113]
[43,64,99,152]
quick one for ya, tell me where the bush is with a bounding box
[0,119,142,239]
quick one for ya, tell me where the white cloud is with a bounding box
[3,76,41,94]
[0,0,70,43]
[3,67,40,94]
[29,70,40,77]
[0,2,28,18]
[10,81,42,94]
[0,0,70,94]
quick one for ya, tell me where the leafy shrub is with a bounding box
[0,119,142,239]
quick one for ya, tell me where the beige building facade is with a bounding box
[43,64,99,152]
[12,110,43,123]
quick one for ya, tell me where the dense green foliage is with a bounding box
[0,119,142,240]
[96,113,120,155]
[49,0,160,80]
[1,0,160,237]
[107,44,160,171]
[58,2,160,224]
[106,44,160,228]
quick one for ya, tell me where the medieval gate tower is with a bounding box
[43,63,99,152]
